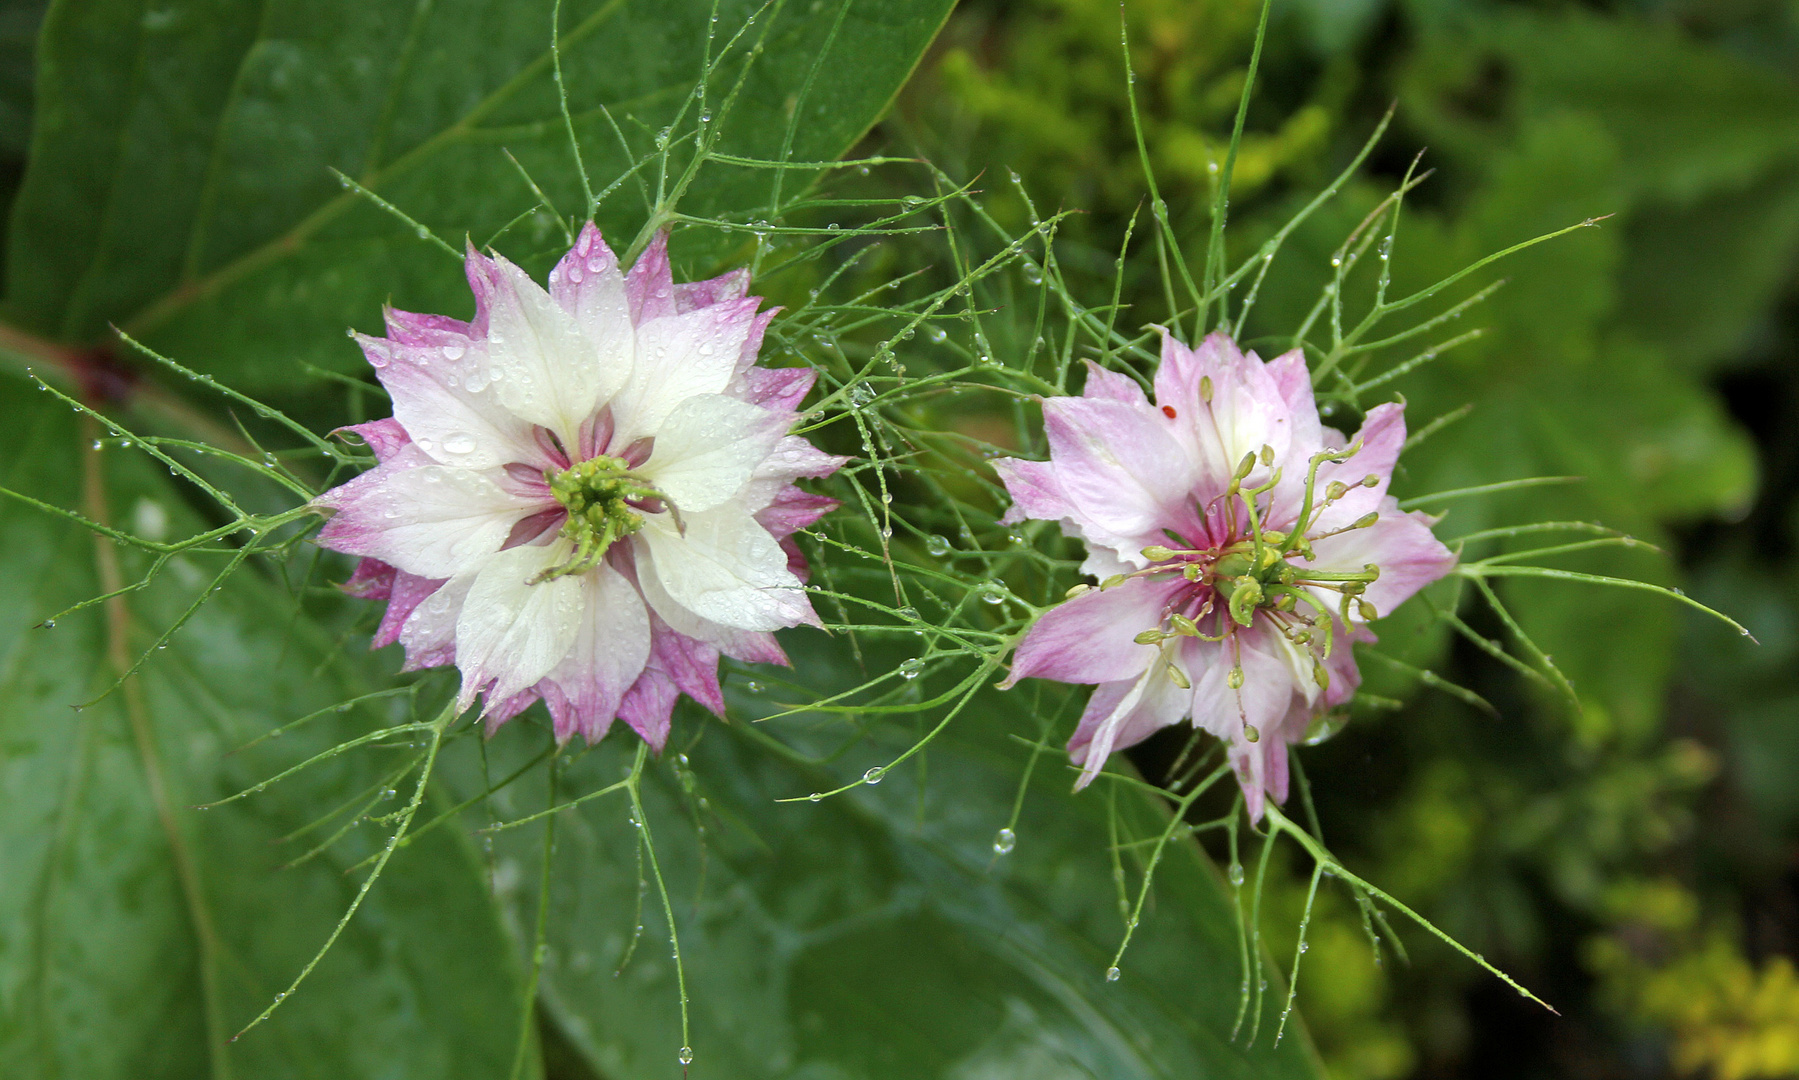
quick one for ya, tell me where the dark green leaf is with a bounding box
[0,379,525,1077]
[5,0,953,390]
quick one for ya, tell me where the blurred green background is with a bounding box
[887,0,1799,1076]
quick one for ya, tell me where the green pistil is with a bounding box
[532,455,660,584]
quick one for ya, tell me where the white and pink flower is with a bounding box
[994,332,1456,818]
[314,224,843,750]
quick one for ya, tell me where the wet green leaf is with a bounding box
[0,380,525,1077]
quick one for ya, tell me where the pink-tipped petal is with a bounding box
[741,366,816,411]
[611,296,764,445]
[354,330,541,471]
[1067,661,1189,790]
[535,560,652,740]
[374,571,446,650]
[1005,575,1182,687]
[625,231,677,324]
[341,558,395,600]
[992,456,1076,527]
[1305,507,1457,617]
[674,267,751,313]
[339,418,411,463]
[466,243,614,445]
[1080,360,1148,406]
[617,667,678,752]
[452,544,585,714]
[650,620,726,717]
[1041,395,1200,557]
[315,448,537,580]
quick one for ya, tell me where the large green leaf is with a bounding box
[4,0,953,390]
[469,651,1329,1079]
[0,380,524,1076]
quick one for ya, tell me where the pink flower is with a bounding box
[994,332,1456,819]
[313,224,844,750]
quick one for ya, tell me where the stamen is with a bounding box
[531,454,663,583]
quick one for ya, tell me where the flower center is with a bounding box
[534,455,661,583]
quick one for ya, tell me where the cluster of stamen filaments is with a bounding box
[1070,439,1388,741]
[530,454,665,584]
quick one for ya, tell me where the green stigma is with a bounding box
[533,455,660,584]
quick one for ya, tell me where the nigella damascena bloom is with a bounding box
[314,224,844,750]
[994,332,1456,819]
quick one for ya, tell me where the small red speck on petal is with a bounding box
[1162,405,1178,419]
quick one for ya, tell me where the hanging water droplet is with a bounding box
[1105,966,1121,982]
[862,767,884,785]
[980,587,1006,606]
[678,1046,694,1065]
[901,195,925,209]
[807,792,823,803]
[1229,863,1245,886]
[898,657,924,680]
[40,619,55,630]
[924,535,950,557]
[992,827,1016,854]
[1021,262,1043,285]
[1298,940,1309,953]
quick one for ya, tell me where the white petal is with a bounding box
[398,572,474,670]
[634,504,811,631]
[482,255,613,446]
[364,335,541,470]
[636,394,790,514]
[542,560,653,718]
[549,225,636,408]
[454,543,585,710]
[319,456,534,579]
[609,300,760,445]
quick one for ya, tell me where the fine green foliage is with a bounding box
[469,648,1324,1079]
[0,1,1337,1076]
